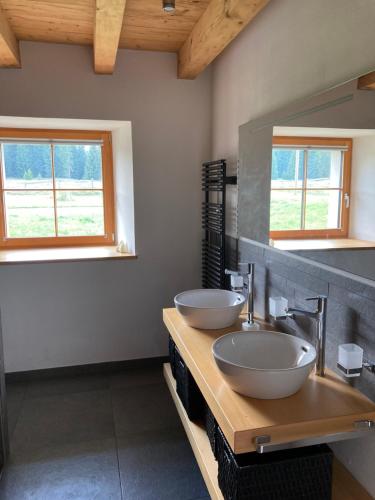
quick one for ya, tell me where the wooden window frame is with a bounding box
[270,136,352,240]
[0,128,115,249]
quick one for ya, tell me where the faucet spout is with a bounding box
[287,307,318,319]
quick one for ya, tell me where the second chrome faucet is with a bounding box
[225,262,260,330]
[272,295,328,377]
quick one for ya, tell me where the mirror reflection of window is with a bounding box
[270,137,351,240]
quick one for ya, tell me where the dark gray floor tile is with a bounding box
[26,373,109,399]
[117,429,208,500]
[6,382,28,438]
[112,383,181,437]
[0,438,121,500]
[109,366,163,390]
[11,390,114,453]
[5,382,28,397]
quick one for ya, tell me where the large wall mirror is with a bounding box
[238,74,375,281]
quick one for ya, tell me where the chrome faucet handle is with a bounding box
[305,296,328,312]
[238,262,255,277]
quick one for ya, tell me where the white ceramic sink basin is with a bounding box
[174,289,245,329]
[213,331,316,399]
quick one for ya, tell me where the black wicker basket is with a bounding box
[204,403,218,459]
[175,349,205,421]
[217,427,333,500]
[168,335,177,378]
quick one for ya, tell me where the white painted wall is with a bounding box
[350,135,375,240]
[0,42,212,372]
[211,0,375,494]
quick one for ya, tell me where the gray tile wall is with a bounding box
[293,248,375,282]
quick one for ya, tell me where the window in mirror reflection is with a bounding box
[270,137,352,239]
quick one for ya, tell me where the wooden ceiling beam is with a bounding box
[358,71,375,90]
[178,0,270,79]
[94,0,127,74]
[0,5,20,68]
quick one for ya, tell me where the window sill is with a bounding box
[0,246,137,265]
[272,238,375,252]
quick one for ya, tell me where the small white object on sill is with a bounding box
[116,240,129,254]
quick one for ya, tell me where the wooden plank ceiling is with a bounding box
[0,0,270,76]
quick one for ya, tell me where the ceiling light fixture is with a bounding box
[163,0,175,12]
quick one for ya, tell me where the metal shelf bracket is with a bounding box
[254,420,375,453]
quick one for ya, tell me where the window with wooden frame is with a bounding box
[0,129,115,249]
[270,136,352,240]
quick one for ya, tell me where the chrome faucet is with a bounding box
[225,263,259,330]
[284,296,328,377]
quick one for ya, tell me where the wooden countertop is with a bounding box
[163,308,375,454]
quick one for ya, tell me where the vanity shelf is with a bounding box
[163,308,375,455]
[163,307,375,498]
[164,363,372,500]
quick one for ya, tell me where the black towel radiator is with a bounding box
[202,159,237,289]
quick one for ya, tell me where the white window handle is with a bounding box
[344,193,350,209]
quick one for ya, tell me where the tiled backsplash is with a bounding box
[293,249,375,282]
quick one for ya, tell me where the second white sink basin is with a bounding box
[174,289,245,329]
[213,331,316,399]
